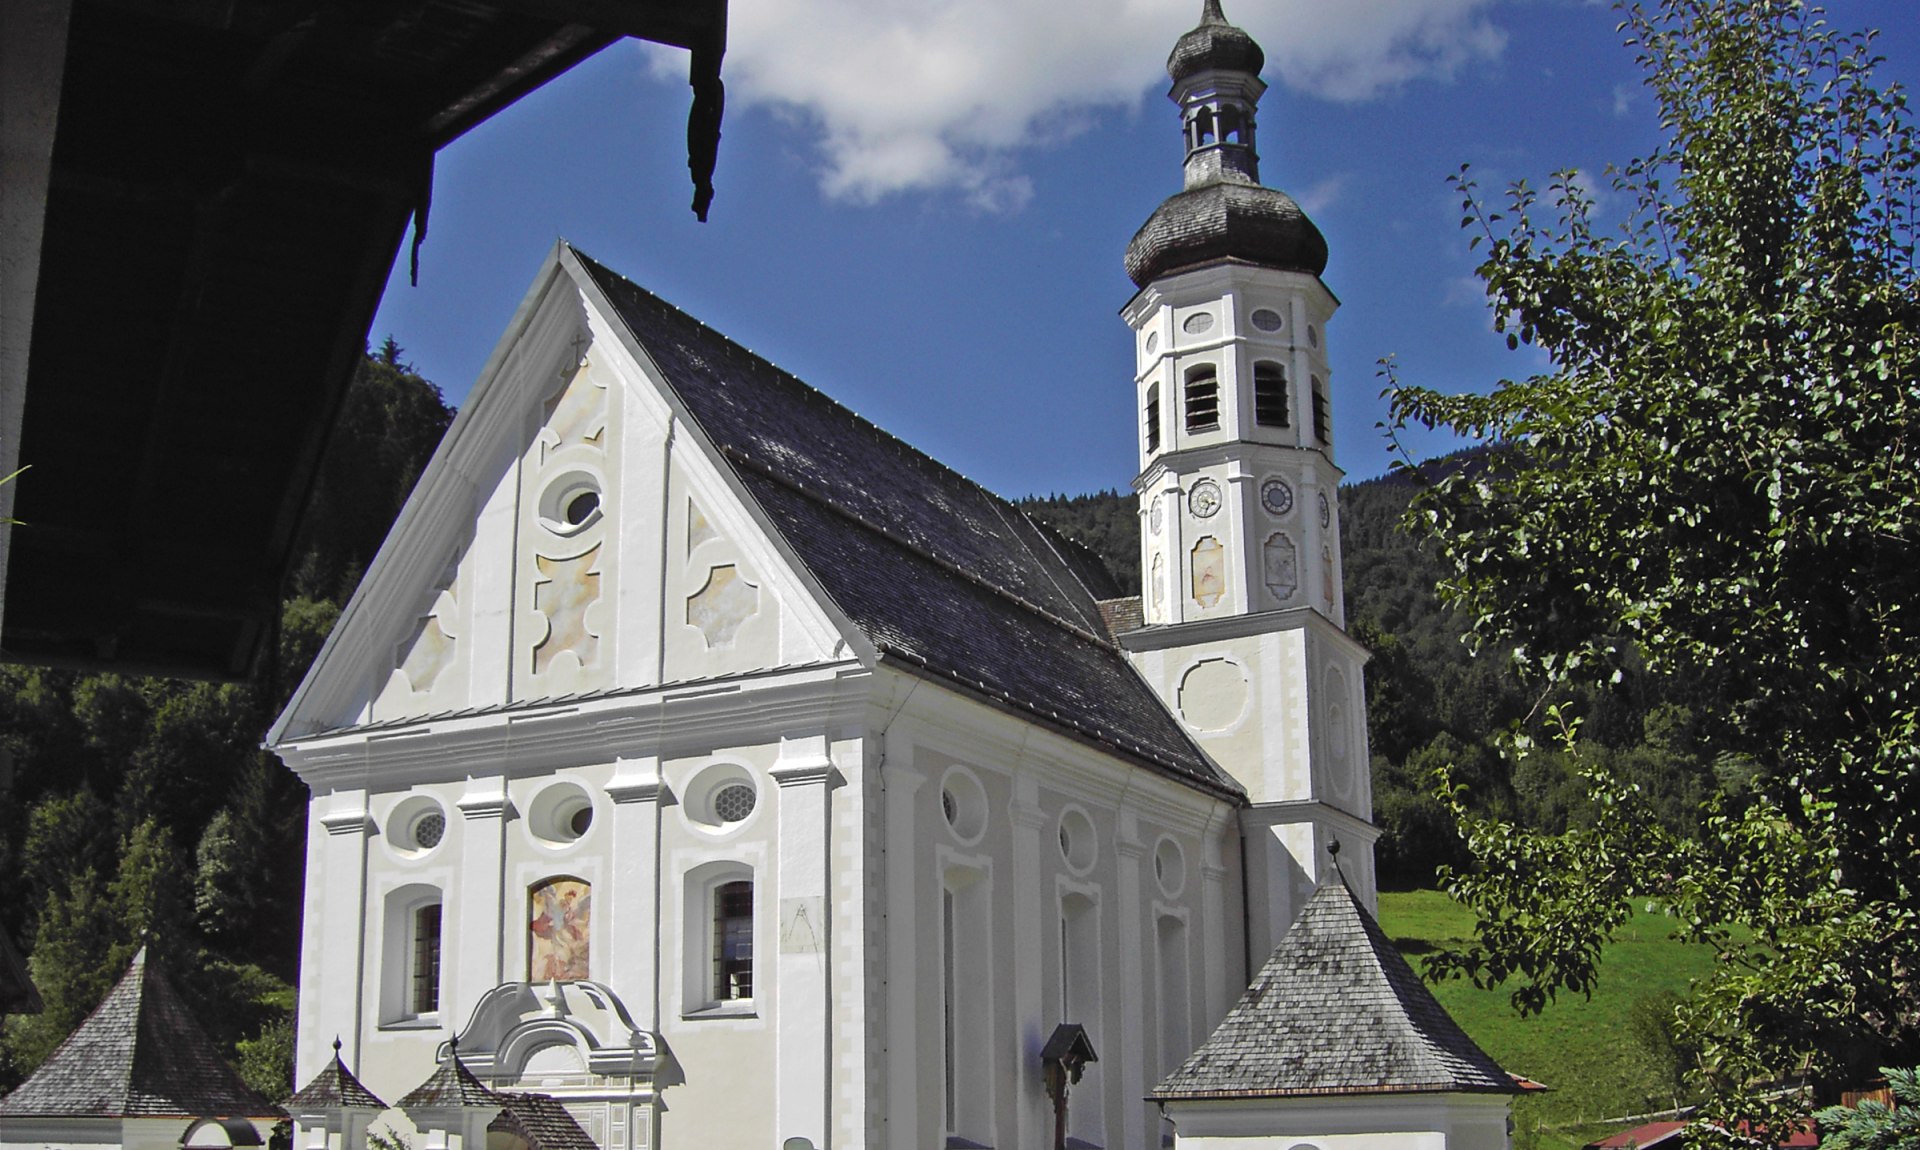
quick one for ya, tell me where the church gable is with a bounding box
[275,247,852,740]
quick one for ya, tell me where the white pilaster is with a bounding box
[881,733,924,1149]
[772,735,835,1148]
[1114,816,1149,1150]
[309,793,371,1077]
[607,757,665,1033]
[454,777,510,1024]
[1008,781,1051,1150]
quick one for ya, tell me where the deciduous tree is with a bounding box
[1386,0,1920,1124]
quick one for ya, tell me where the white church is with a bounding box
[240,4,1519,1150]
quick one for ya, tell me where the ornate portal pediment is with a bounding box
[441,981,656,1081]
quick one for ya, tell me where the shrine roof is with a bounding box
[1152,867,1520,1100]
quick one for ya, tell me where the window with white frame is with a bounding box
[683,863,756,1014]
[380,884,442,1024]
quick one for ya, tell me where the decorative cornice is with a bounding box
[1118,604,1371,664]
[319,808,373,837]
[769,757,835,788]
[277,662,873,792]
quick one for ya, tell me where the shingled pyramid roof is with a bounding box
[1152,867,1519,1100]
[0,947,283,1119]
[396,1048,505,1110]
[569,249,1238,800]
[287,1040,387,1112]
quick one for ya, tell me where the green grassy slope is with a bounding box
[1377,889,1718,1150]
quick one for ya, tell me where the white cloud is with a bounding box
[643,0,1510,207]
[1295,174,1351,216]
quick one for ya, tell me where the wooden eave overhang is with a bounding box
[1,0,726,680]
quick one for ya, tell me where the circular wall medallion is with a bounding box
[1177,657,1250,732]
[1154,837,1187,898]
[1182,311,1215,336]
[1145,331,1160,355]
[1251,308,1284,332]
[1150,498,1165,534]
[1261,478,1294,516]
[1308,324,1320,348]
[1318,491,1331,528]
[1189,479,1222,519]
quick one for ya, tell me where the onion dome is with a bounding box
[1126,181,1328,287]
[1129,0,1328,287]
[1168,0,1265,84]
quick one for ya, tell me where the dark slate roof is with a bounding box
[0,923,42,1015]
[1127,181,1330,287]
[573,251,1239,799]
[1152,869,1520,1100]
[287,1042,387,1112]
[490,1093,600,1150]
[1168,0,1265,83]
[0,948,283,1119]
[397,1051,505,1110]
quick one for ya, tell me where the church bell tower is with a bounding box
[1118,0,1377,954]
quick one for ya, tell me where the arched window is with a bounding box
[713,880,754,1001]
[1144,383,1161,453]
[1184,365,1220,432]
[381,884,442,1024]
[1311,375,1329,444]
[1254,361,1289,427]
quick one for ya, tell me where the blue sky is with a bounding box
[371,0,1919,497]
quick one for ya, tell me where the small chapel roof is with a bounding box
[396,1048,505,1110]
[1151,866,1520,1100]
[571,251,1239,799]
[287,1040,387,1112]
[0,947,284,1120]
[489,1093,600,1150]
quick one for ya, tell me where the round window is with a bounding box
[1154,836,1186,897]
[527,781,595,846]
[412,811,445,850]
[1182,311,1215,336]
[1057,808,1097,874]
[387,795,448,859]
[537,470,604,535]
[714,783,757,824]
[564,490,600,526]
[1251,308,1284,332]
[939,767,988,844]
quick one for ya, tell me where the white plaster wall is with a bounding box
[879,678,1241,1150]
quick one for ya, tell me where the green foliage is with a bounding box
[1815,1067,1920,1150]
[1386,0,1920,1123]
[1379,888,1719,1142]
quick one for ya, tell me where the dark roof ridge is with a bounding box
[716,442,1121,654]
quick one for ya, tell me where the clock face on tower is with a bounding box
[1189,479,1222,519]
[1261,478,1294,516]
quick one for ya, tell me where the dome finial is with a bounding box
[1201,0,1229,25]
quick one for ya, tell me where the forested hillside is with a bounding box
[0,342,452,1097]
[1019,460,1722,888]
